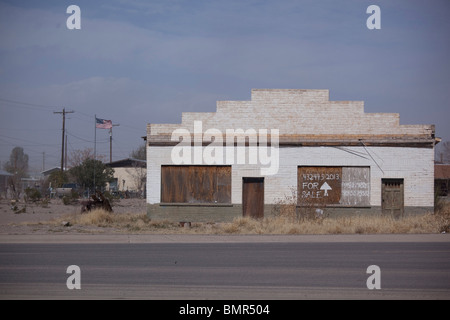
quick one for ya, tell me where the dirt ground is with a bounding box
[1,197,448,236]
[0,197,147,235]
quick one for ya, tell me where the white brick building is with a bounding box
[146,89,436,221]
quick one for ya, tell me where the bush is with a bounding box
[435,186,445,213]
[24,188,42,203]
[78,208,113,225]
[102,191,118,204]
[41,197,50,208]
[271,187,297,221]
[434,200,450,233]
[61,189,80,205]
[62,195,71,205]
[271,187,327,223]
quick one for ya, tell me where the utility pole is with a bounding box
[65,134,68,171]
[54,108,74,172]
[109,123,120,163]
[42,152,45,172]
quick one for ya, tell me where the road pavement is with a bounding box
[0,234,449,300]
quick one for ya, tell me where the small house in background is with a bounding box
[20,177,41,190]
[41,167,61,178]
[106,158,146,197]
[435,164,450,197]
[146,89,438,222]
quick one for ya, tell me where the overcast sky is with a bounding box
[1,0,449,174]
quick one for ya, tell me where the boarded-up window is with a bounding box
[161,166,231,204]
[298,166,370,207]
[298,167,342,205]
[341,167,370,206]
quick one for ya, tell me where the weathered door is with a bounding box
[382,179,404,217]
[242,177,264,218]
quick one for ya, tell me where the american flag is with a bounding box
[96,117,112,129]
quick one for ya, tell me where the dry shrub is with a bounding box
[266,190,450,234]
[218,205,450,235]
[433,200,450,233]
[222,217,264,234]
[271,187,297,221]
[54,208,178,232]
[271,187,327,224]
[77,209,113,226]
[44,200,450,235]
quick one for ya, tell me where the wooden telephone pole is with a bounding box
[54,108,74,172]
[109,123,120,163]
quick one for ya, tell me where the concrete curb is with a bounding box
[0,233,448,244]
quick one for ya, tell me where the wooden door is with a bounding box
[382,179,404,218]
[242,177,264,218]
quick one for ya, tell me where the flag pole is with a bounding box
[94,114,96,194]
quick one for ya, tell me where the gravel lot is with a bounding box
[0,198,147,235]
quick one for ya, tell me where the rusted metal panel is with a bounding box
[298,167,342,205]
[161,166,231,204]
[341,167,370,206]
[242,177,264,218]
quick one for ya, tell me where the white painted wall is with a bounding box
[109,167,146,192]
[147,89,435,208]
[149,89,432,137]
[146,145,434,207]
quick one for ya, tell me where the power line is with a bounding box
[0,128,58,132]
[0,134,58,147]
[359,139,384,174]
[119,123,146,134]
[112,137,129,159]
[0,99,147,137]
[0,97,58,110]
[72,109,94,119]
[66,131,108,143]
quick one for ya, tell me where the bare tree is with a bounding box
[3,147,29,199]
[130,144,146,160]
[125,162,146,196]
[69,148,106,168]
[436,141,450,163]
[4,147,29,177]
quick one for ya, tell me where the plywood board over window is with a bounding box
[161,166,231,204]
[341,167,370,206]
[298,167,342,205]
[298,166,370,207]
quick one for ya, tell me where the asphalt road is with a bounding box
[0,239,449,300]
